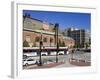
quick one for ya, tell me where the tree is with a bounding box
[62,41,65,47]
[85,43,89,49]
[23,40,30,47]
[32,43,36,47]
[59,39,62,47]
[50,38,53,46]
[35,37,40,42]
[43,37,47,42]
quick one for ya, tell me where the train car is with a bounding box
[23,46,68,57]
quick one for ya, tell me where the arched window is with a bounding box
[59,39,61,46]
[50,37,53,43]
[43,37,47,42]
[26,35,30,42]
[35,37,40,42]
[62,41,65,47]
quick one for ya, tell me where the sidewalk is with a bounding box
[54,60,76,68]
[55,58,90,68]
[24,62,65,69]
[69,58,91,66]
[23,59,90,70]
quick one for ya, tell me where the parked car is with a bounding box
[23,58,37,66]
[58,51,64,55]
[50,51,65,55]
[23,55,27,59]
[23,52,37,57]
[41,52,48,56]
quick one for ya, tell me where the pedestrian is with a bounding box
[72,49,74,53]
[71,49,74,60]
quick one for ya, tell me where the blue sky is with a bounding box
[23,10,91,30]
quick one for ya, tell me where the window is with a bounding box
[26,35,30,42]
[35,37,40,42]
[43,37,47,42]
[50,38,53,43]
[27,59,33,61]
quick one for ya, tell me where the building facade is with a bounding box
[23,15,75,48]
[64,28,90,48]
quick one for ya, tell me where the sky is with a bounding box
[23,10,91,30]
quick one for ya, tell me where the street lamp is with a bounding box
[39,32,43,66]
[54,23,59,63]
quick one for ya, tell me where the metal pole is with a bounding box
[55,23,59,63]
[55,26,57,46]
[39,32,43,66]
[80,30,82,48]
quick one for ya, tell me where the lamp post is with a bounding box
[39,32,43,66]
[55,23,59,63]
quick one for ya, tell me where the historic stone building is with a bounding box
[23,15,75,48]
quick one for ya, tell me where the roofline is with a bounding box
[24,16,43,22]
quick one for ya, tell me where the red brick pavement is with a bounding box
[69,58,91,66]
[29,62,65,69]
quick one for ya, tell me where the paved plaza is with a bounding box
[23,50,91,69]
